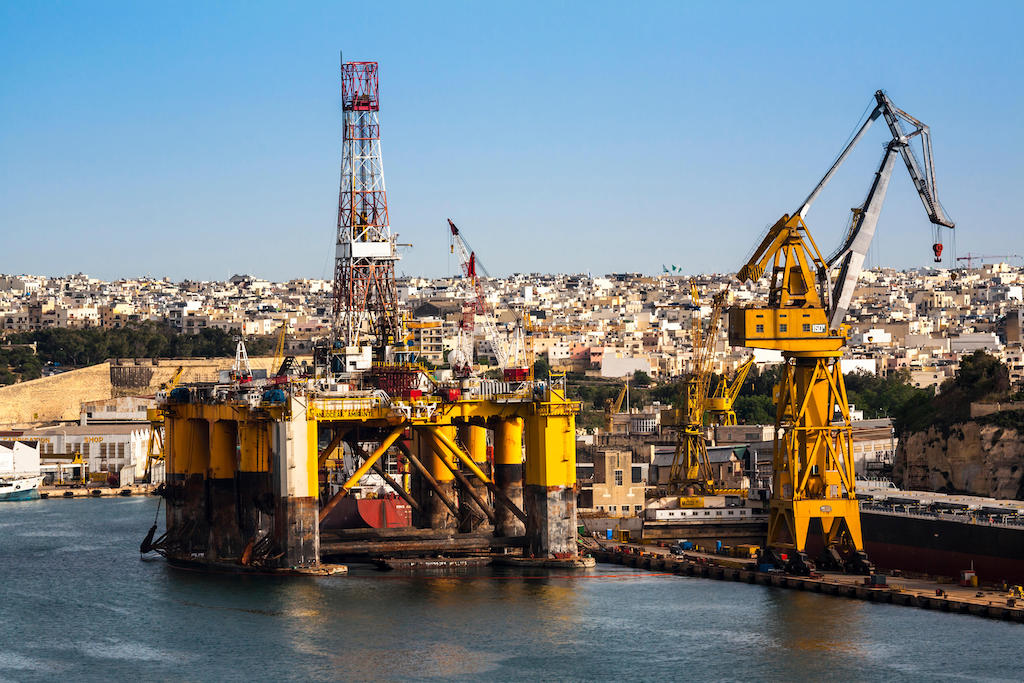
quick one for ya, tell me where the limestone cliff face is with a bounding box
[894,422,1024,500]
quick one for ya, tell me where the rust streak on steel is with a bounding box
[397,441,460,518]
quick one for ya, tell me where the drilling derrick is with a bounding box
[331,60,400,371]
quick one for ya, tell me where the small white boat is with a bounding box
[0,474,44,501]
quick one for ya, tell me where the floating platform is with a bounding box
[146,371,588,574]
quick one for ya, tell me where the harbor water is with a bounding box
[1,497,1020,681]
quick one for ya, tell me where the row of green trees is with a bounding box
[557,351,1016,435]
[0,323,278,385]
[0,346,43,385]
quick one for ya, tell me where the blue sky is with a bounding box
[2,1,1021,281]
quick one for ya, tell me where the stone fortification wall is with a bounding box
[0,357,298,429]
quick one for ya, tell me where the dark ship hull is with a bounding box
[860,508,1024,584]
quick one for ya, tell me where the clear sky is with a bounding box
[2,1,1022,282]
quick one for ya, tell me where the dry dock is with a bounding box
[591,545,1024,624]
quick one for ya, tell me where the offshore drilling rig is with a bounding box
[142,58,586,573]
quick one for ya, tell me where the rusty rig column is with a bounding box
[523,404,578,557]
[208,419,242,561]
[493,417,525,537]
[237,419,274,553]
[457,422,490,532]
[423,425,459,529]
[178,418,210,554]
[269,398,320,568]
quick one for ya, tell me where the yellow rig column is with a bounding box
[457,422,490,532]
[208,420,241,561]
[183,418,210,554]
[523,391,578,557]
[492,417,525,537]
[421,425,458,529]
[237,419,274,557]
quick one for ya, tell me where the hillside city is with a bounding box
[2,262,1023,390]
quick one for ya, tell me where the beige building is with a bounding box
[580,449,646,517]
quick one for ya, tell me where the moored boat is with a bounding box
[0,475,44,501]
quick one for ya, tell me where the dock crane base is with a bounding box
[765,352,866,566]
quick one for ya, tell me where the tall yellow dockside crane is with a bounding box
[730,90,955,574]
[667,285,725,493]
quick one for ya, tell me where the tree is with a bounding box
[632,370,652,387]
[734,395,775,425]
[533,356,550,380]
[896,351,1012,434]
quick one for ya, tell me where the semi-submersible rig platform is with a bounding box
[143,55,958,580]
[141,59,587,573]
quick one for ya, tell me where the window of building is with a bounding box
[634,505,642,512]
[609,506,616,512]
[614,469,623,486]
[755,324,764,333]
[631,466,642,483]
[117,443,125,458]
[803,323,811,332]
[780,324,787,332]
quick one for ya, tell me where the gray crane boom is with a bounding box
[789,90,955,328]
[875,91,954,229]
[827,143,900,327]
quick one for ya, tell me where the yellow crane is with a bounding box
[667,284,725,493]
[731,90,954,574]
[604,381,629,432]
[707,357,754,426]
[143,365,183,482]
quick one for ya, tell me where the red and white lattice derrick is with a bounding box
[331,60,400,350]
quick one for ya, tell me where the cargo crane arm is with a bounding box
[667,287,725,492]
[739,90,955,329]
[707,357,754,426]
[604,381,629,431]
[729,90,957,574]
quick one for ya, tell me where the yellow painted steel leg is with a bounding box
[768,354,864,554]
[493,418,523,467]
[430,427,493,484]
[459,424,488,466]
[523,414,576,488]
[339,426,405,492]
[209,420,237,479]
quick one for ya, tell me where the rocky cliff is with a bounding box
[894,420,1024,500]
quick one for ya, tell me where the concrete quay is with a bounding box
[591,546,1024,624]
[39,484,156,499]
